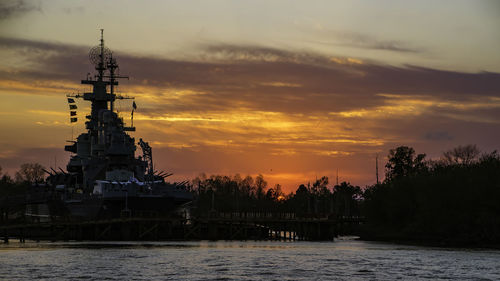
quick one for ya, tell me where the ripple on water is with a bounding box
[1,240,500,280]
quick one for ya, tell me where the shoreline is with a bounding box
[358,232,500,250]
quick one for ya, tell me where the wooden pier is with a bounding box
[0,212,364,242]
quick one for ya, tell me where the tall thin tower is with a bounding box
[376,154,379,184]
[336,168,339,186]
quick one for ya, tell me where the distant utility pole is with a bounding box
[336,168,339,186]
[376,154,379,184]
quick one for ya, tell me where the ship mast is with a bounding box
[97,29,105,81]
[67,31,133,124]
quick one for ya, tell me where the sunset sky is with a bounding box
[1,0,499,191]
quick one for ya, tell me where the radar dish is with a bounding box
[89,45,112,67]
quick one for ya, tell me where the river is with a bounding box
[0,238,498,280]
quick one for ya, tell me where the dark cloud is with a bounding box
[310,30,423,53]
[355,64,500,98]
[339,33,422,53]
[0,36,86,53]
[365,42,420,53]
[1,36,500,116]
[424,131,454,141]
[201,44,336,65]
[0,0,41,20]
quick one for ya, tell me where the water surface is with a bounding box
[1,238,498,280]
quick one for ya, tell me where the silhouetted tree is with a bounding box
[266,184,284,201]
[0,165,14,185]
[255,174,267,200]
[1,174,13,184]
[0,165,28,197]
[296,184,308,195]
[240,175,254,197]
[311,176,329,196]
[291,184,311,215]
[385,146,426,181]
[333,182,361,217]
[14,163,45,184]
[442,144,480,165]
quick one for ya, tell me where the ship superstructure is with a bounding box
[41,31,192,219]
[64,30,143,189]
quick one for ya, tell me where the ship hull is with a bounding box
[65,197,103,219]
[65,195,191,219]
[99,196,191,218]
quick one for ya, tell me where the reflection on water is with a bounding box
[1,239,499,280]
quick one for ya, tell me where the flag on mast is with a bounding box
[131,101,136,127]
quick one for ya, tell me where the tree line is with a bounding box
[0,163,45,197]
[187,173,362,218]
[362,144,500,246]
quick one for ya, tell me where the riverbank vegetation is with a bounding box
[189,173,362,218]
[0,164,41,197]
[362,145,500,247]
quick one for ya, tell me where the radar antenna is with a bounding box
[88,29,112,80]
